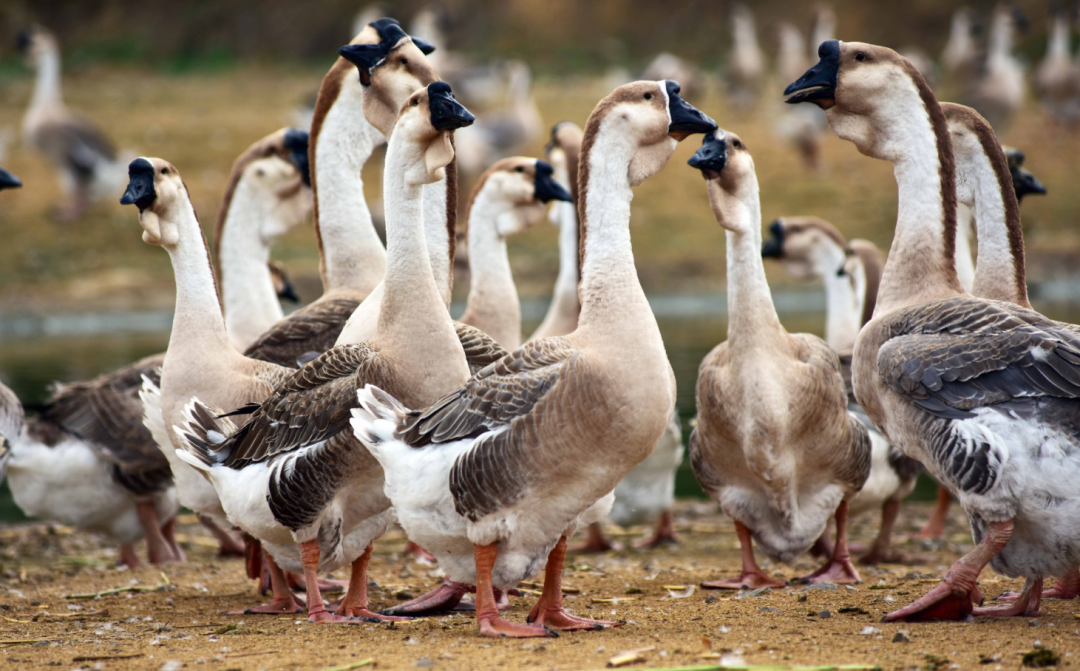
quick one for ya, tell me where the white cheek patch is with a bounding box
[659,82,672,126]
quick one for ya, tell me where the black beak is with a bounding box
[411,37,436,55]
[338,43,384,86]
[784,39,840,109]
[15,29,31,53]
[427,81,474,131]
[666,81,717,140]
[276,275,300,303]
[533,160,572,203]
[120,158,157,211]
[0,167,22,190]
[1011,166,1046,201]
[687,132,727,178]
[283,128,311,187]
[761,220,786,258]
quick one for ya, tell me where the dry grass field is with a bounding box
[1,501,1077,671]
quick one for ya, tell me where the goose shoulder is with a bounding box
[243,297,361,368]
[454,321,509,375]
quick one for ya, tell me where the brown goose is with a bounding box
[174,83,476,625]
[786,39,1080,621]
[761,218,922,565]
[351,80,716,638]
[688,131,870,590]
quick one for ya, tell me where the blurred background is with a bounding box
[0,0,1078,516]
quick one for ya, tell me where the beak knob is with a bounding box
[666,81,717,138]
[533,160,572,203]
[687,132,727,177]
[427,82,475,131]
[120,158,158,211]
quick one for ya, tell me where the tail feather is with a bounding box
[351,385,408,456]
[174,399,238,471]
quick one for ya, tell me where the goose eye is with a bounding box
[412,98,420,106]
[855,53,866,62]
[160,168,168,175]
[515,166,524,173]
[644,93,652,100]
[400,57,409,66]
[256,169,265,177]
[733,140,743,149]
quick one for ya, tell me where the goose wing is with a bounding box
[214,344,386,468]
[454,321,509,375]
[391,337,590,521]
[36,117,117,176]
[243,298,361,368]
[39,354,168,473]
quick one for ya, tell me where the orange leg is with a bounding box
[336,544,411,621]
[474,543,553,638]
[570,522,616,553]
[998,568,1078,602]
[702,521,787,589]
[404,541,437,564]
[886,520,1013,622]
[228,551,303,615]
[913,486,952,539]
[161,515,186,563]
[974,577,1042,617]
[634,510,679,549]
[528,536,623,631]
[199,515,246,558]
[136,501,178,564]
[860,498,908,565]
[118,543,141,568]
[798,501,861,584]
[299,540,357,623]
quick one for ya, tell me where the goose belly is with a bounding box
[7,435,144,543]
[718,482,844,564]
[610,425,682,526]
[848,428,902,516]
[206,462,293,548]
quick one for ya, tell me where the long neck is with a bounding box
[217,186,282,350]
[422,167,454,307]
[989,16,1013,62]
[1048,17,1070,58]
[874,99,963,315]
[377,140,447,343]
[720,182,785,346]
[551,198,581,313]
[815,243,861,353]
[163,202,233,362]
[29,47,63,112]
[576,132,653,337]
[967,143,1029,307]
[311,79,385,296]
[462,195,521,349]
[954,204,976,291]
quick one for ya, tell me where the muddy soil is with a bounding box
[0,501,1076,671]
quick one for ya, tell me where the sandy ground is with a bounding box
[0,501,1076,671]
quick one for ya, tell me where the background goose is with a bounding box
[941,6,979,78]
[453,61,544,178]
[728,4,766,110]
[1035,5,1080,127]
[175,82,475,625]
[689,131,870,590]
[351,80,716,638]
[967,4,1028,128]
[0,168,25,483]
[16,26,128,221]
[786,39,1080,622]
[761,217,921,564]
[458,157,572,350]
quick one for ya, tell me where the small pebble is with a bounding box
[415,657,433,668]
[892,630,912,643]
[818,610,831,619]
[705,595,719,604]
[396,589,415,600]
[803,582,838,591]
[1028,619,1041,627]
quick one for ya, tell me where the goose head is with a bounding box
[268,260,300,303]
[688,129,757,233]
[785,40,933,162]
[15,25,57,65]
[0,167,22,191]
[1004,147,1045,202]
[120,158,187,246]
[760,217,850,281]
[393,82,474,185]
[245,155,312,243]
[338,17,443,138]
[473,157,573,235]
[544,121,583,224]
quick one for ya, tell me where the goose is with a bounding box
[6,130,311,568]
[172,82,475,624]
[643,54,704,101]
[942,7,979,77]
[968,4,1028,128]
[728,4,766,110]
[16,26,127,221]
[458,158,572,350]
[777,23,810,86]
[1035,5,1080,126]
[774,22,824,171]
[688,131,870,590]
[810,4,837,57]
[530,122,583,343]
[350,80,715,638]
[785,39,1080,621]
[761,218,921,564]
[0,168,25,484]
[453,61,544,177]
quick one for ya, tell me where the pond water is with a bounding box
[3,285,1079,522]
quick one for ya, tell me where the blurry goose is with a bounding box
[16,26,127,220]
[776,23,810,85]
[689,131,870,590]
[968,4,1028,128]
[458,158,572,350]
[351,81,716,638]
[453,61,544,176]
[773,21,825,170]
[786,39,1080,621]
[643,54,704,101]
[174,83,475,624]
[810,3,837,55]
[728,4,766,110]
[1035,5,1080,126]
[0,168,25,484]
[942,7,979,77]
[761,218,921,564]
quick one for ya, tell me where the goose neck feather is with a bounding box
[460,188,522,350]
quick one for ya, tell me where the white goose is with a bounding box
[16,26,127,220]
[172,82,476,625]
[0,168,26,484]
[761,217,921,564]
[351,80,716,638]
[728,4,766,110]
[688,131,870,590]
[1035,5,1080,127]
[968,4,1028,128]
[785,39,1080,621]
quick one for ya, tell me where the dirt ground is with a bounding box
[0,501,1075,671]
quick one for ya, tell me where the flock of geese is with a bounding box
[0,10,1077,640]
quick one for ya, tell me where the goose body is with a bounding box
[1035,7,1080,126]
[352,81,716,637]
[453,61,544,176]
[688,131,869,588]
[0,170,25,484]
[968,5,1027,128]
[728,4,766,110]
[785,39,1080,621]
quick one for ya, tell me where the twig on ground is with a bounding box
[323,659,376,671]
[72,653,145,662]
[64,572,171,599]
